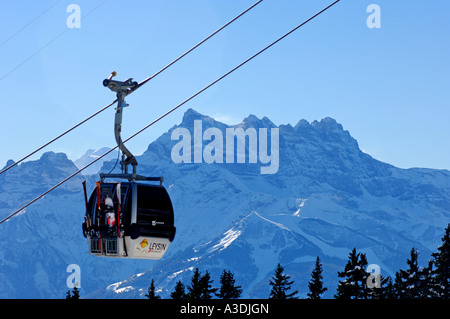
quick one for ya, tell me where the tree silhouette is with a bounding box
[186,268,217,299]
[335,248,368,299]
[145,279,161,300]
[394,248,434,299]
[217,269,242,299]
[187,268,203,300]
[432,223,450,298]
[171,280,186,300]
[307,256,327,299]
[269,263,298,299]
[65,286,80,299]
[199,270,218,299]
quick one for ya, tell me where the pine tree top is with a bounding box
[269,263,298,299]
[307,256,327,299]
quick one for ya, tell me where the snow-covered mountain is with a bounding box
[0,152,154,298]
[0,109,449,298]
[74,147,118,175]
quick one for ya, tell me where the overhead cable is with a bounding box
[0,0,110,82]
[0,0,263,176]
[0,0,62,49]
[0,0,341,225]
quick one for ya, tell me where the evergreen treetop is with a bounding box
[269,263,298,299]
[170,280,186,300]
[65,286,80,300]
[186,268,217,300]
[393,247,439,299]
[307,256,327,299]
[432,223,450,298]
[199,270,218,299]
[335,248,369,299]
[217,269,242,299]
[186,268,203,300]
[145,279,161,300]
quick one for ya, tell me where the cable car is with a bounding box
[82,72,176,259]
[82,176,176,259]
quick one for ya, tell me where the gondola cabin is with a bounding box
[82,180,176,260]
[82,72,176,260]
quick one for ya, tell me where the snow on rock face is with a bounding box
[210,227,243,253]
[74,147,118,175]
[1,109,449,299]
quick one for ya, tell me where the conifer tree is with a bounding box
[199,270,218,299]
[65,286,80,299]
[145,279,161,300]
[269,263,298,299]
[187,268,203,300]
[431,223,450,298]
[307,256,327,299]
[335,248,369,299]
[217,270,242,299]
[171,280,186,300]
[394,247,432,299]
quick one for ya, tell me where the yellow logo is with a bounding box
[140,239,148,248]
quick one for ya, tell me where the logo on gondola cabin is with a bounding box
[137,239,167,253]
[140,239,148,248]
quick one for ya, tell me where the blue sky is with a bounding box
[0,0,449,170]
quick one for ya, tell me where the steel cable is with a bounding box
[0,0,341,225]
[0,0,263,176]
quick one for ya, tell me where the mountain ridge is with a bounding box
[0,108,448,298]
[88,108,449,298]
